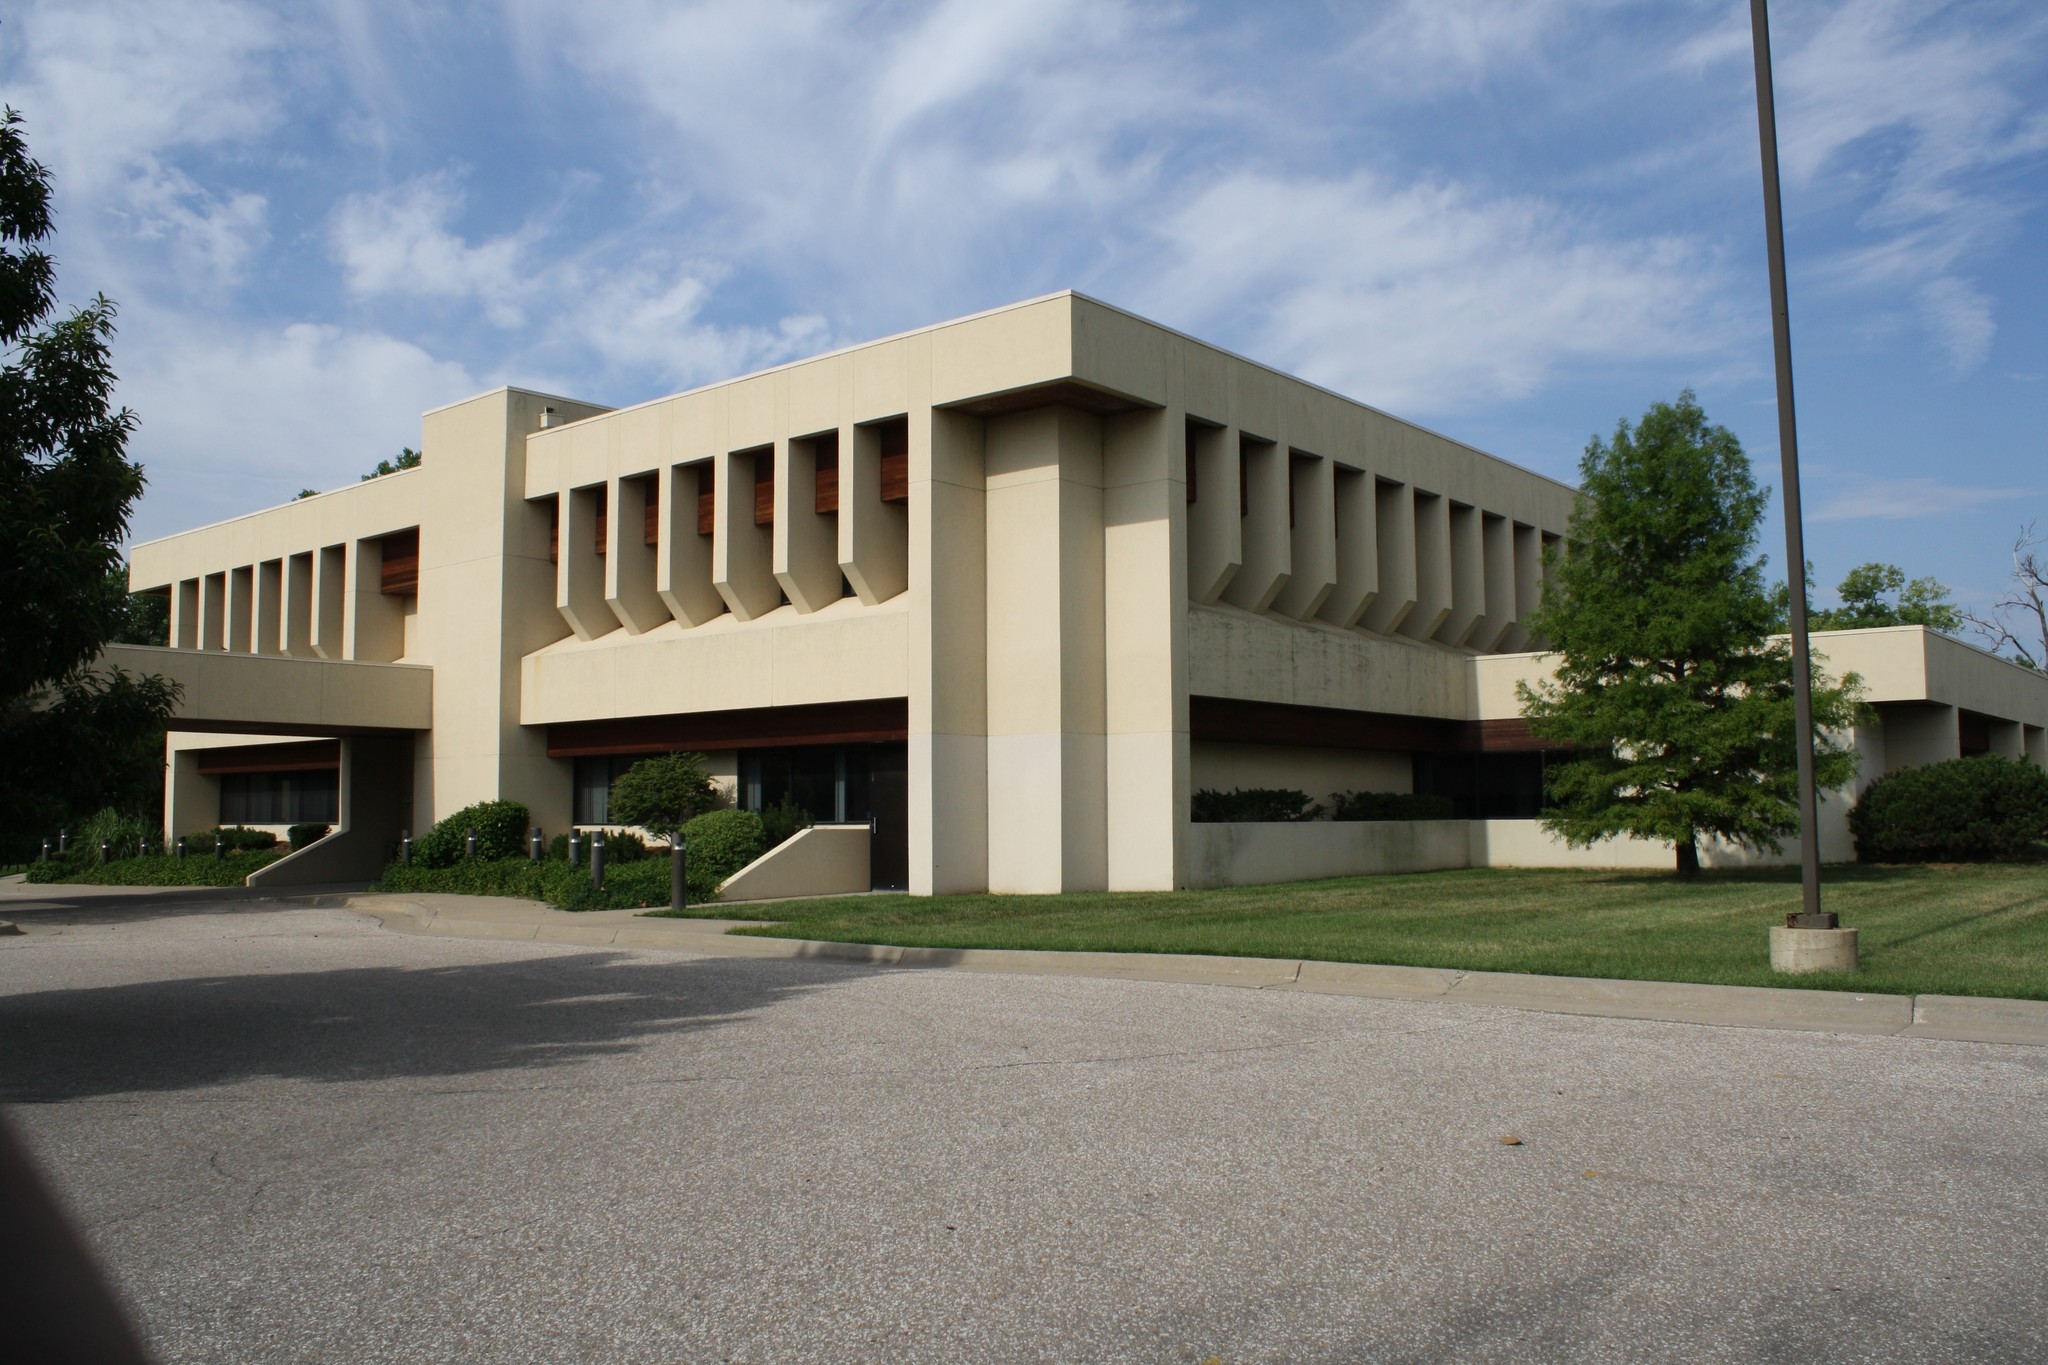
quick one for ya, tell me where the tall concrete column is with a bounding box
[984,406,1108,894]
[657,461,725,626]
[199,572,227,651]
[1359,481,1417,636]
[1434,502,1484,647]
[774,433,841,613]
[1400,490,1453,641]
[1104,407,1188,890]
[558,486,614,640]
[1319,465,1377,627]
[908,406,988,895]
[1271,450,1335,621]
[713,446,780,621]
[415,388,606,837]
[1185,421,1241,606]
[311,546,345,659]
[284,553,315,656]
[1222,434,1290,613]
[1468,512,1516,653]
[605,475,670,634]
[839,421,909,604]
[226,565,255,653]
[172,578,200,649]
[254,559,284,655]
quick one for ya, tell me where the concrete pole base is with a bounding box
[1770,925,1858,974]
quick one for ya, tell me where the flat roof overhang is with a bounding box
[97,645,432,735]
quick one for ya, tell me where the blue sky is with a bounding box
[6,0,2045,621]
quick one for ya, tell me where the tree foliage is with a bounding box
[1518,392,1862,876]
[1813,562,1961,632]
[361,446,422,481]
[0,109,174,855]
[607,752,720,841]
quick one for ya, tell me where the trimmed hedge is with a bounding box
[1330,791,1456,821]
[288,823,331,851]
[376,854,722,909]
[1191,788,1322,823]
[1850,755,2048,863]
[413,800,529,868]
[27,850,281,886]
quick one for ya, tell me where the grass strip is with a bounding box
[649,862,2048,1001]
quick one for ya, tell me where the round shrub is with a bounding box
[1849,756,2048,863]
[287,822,331,851]
[679,808,766,885]
[413,800,530,868]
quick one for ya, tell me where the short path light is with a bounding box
[670,838,688,912]
[529,826,543,861]
[176,836,187,860]
[465,826,478,861]
[590,830,607,889]
[568,830,581,868]
[400,829,413,867]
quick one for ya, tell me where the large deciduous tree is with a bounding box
[1518,391,1861,877]
[0,109,175,856]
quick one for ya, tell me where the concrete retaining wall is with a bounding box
[1184,819,1470,889]
[718,824,872,902]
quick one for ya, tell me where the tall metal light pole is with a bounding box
[1749,0,1831,930]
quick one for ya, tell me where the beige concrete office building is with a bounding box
[116,293,2048,893]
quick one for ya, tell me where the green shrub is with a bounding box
[413,800,529,868]
[375,853,720,909]
[180,825,278,853]
[1191,788,1322,823]
[26,850,279,886]
[287,822,331,851]
[760,795,813,850]
[1849,756,2048,863]
[1330,791,1456,821]
[606,752,720,840]
[599,829,650,863]
[679,808,766,884]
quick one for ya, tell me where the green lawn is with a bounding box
[651,863,2048,1000]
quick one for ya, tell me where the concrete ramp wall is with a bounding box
[718,824,872,903]
[246,735,414,887]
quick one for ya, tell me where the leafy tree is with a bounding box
[361,446,422,481]
[294,487,319,500]
[0,109,175,857]
[1962,522,2047,670]
[607,752,720,842]
[102,563,168,645]
[1773,561,1962,633]
[1518,391,1862,877]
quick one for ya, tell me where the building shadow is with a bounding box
[0,948,880,1104]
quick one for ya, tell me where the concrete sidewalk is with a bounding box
[333,890,2048,1048]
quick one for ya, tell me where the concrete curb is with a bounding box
[338,893,2047,1047]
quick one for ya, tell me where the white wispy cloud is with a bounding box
[1812,475,2039,523]
[331,175,535,326]
[1136,170,1737,415]
[1776,1,2048,373]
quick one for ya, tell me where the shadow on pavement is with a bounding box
[0,947,878,1103]
[0,883,369,928]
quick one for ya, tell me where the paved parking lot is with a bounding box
[2,889,2044,1363]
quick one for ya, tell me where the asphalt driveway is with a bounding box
[1,888,2043,1363]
